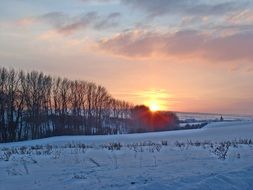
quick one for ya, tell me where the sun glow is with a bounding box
[149,101,160,112]
[136,89,173,111]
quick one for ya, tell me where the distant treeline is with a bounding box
[0,67,132,142]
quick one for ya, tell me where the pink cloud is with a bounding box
[228,9,253,25]
[16,18,36,26]
[99,29,253,62]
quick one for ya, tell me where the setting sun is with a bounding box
[137,89,172,111]
[149,101,160,112]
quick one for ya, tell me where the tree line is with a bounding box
[0,67,132,142]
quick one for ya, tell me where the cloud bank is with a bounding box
[122,0,251,17]
[99,29,253,62]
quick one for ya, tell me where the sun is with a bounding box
[149,101,160,112]
[141,89,170,111]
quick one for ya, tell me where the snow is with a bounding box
[0,121,253,190]
[176,112,253,122]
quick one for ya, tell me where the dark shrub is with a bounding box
[130,105,179,133]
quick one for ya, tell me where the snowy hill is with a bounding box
[0,121,253,190]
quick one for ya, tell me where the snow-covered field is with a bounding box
[1,121,253,190]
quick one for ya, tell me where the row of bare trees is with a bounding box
[0,67,132,142]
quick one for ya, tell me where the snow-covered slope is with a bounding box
[0,121,253,190]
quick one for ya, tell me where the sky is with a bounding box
[0,0,253,115]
